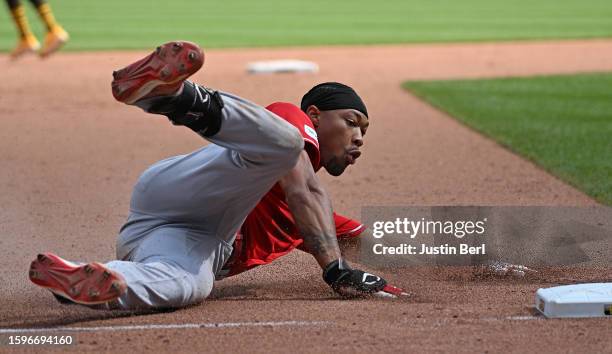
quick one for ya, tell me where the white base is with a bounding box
[247,60,319,74]
[535,283,612,318]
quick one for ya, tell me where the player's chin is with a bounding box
[324,159,348,176]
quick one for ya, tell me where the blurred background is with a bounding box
[1,0,612,51]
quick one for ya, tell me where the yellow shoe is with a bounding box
[10,35,41,59]
[39,26,69,58]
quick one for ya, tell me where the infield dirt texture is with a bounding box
[2,0,612,352]
[1,40,611,352]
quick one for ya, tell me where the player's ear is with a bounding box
[306,105,321,128]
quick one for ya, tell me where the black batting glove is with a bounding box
[322,259,387,297]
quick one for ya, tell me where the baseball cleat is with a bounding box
[10,35,41,59]
[53,292,76,305]
[111,41,204,105]
[39,26,69,58]
[29,252,127,305]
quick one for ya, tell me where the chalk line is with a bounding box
[482,315,543,322]
[0,320,329,334]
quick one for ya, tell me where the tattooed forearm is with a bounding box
[285,186,341,268]
[279,151,342,269]
[301,231,340,267]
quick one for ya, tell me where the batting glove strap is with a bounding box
[323,259,387,295]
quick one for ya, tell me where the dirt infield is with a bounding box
[2,39,612,353]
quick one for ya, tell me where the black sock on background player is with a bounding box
[6,0,61,34]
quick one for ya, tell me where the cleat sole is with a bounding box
[111,41,204,105]
[28,253,126,306]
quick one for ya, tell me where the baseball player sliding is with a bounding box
[28,41,406,310]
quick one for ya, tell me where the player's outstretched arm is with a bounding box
[279,150,341,268]
[279,151,407,298]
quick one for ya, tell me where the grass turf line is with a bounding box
[403,73,612,205]
[1,0,612,51]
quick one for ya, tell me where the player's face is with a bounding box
[317,109,369,176]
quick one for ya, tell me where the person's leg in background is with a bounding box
[28,0,69,57]
[5,0,40,58]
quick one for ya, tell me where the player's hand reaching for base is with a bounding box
[323,259,408,298]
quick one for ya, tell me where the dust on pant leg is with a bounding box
[106,225,223,310]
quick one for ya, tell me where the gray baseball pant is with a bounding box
[96,91,303,310]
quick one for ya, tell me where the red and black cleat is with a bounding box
[29,253,127,306]
[111,41,204,105]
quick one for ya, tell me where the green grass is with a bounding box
[403,73,612,205]
[1,0,612,51]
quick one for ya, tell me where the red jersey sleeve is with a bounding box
[333,213,366,239]
[266,102,320,170]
